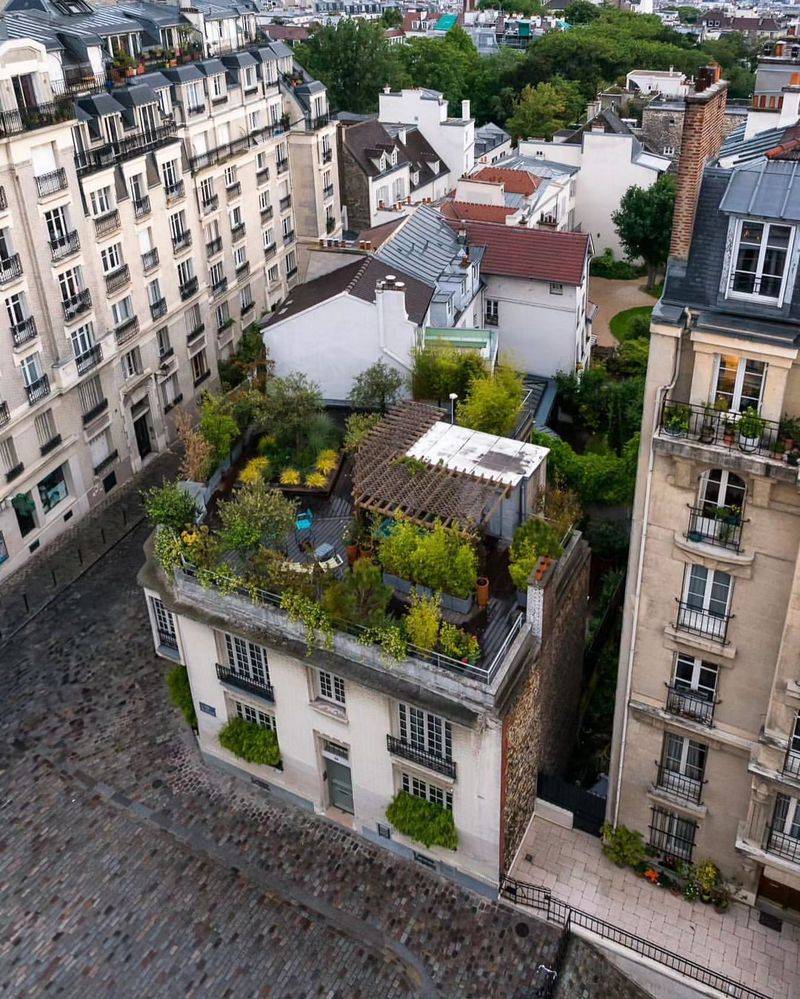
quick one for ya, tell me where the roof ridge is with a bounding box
[346,256,375,294]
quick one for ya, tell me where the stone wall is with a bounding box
[641,106,745,166]
[557,937,648,998]
[337,131,372,231]
[500,534,591,870]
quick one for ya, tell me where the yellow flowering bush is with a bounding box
[280,468,301,485]
[315,449,339,475]
[238,456,270,485]
[305,471,327,488]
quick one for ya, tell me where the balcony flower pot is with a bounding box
[737,407,765,453]
[125,67,136,78]
[476,576,489,608]
[687,531,703,543]
[345,543,358,567]
[722,422,735,445]
[663,404,689,437]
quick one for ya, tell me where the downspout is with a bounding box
[612,308,686,827]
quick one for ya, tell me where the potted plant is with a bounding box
[737,407,765,452]
[712,886,731,912]
[779,414,800,451]
[722,418,735,445]
[663,403,690,437]
[694,860,721,903]
[476,576,489,608]
[699,404,716,444]
[344,519,362,566]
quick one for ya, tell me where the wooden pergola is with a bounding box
[352,402,512,533]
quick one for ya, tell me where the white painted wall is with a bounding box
[378,89,474,178]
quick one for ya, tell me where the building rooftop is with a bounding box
[472,165,541,196]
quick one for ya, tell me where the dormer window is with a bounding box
[713,355,766,414]
[730,219,793,304]
[390,148,397,166]
[430,160,439,174]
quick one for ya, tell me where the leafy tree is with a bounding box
[142,482,197,532]
[348,361,404,412]
[564,0,601,24]
[322,557,391,628]
[411,347,486,402]
[399,27,478,110]
[479,0,546,14]
[506,77,585,140]
[379,7,403,27]
[253,372,323,452]
[457,366,524,436]
[676,5,699,23]
[199,395,240,465]
[612,173,677,289]
[217,481,297,554]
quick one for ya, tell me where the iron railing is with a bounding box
[35,167,68,199]
[500,877,769,999]
[75,123,178,176]
[0,99,74,137]
[201,194,219,214]
[187,323,205,342]
[211,277,228,298]
[0,401,9,427]
[93,450,118,475]
[105,264,130,295]
[308,113,330,130]
[386,735,456,779]
[659,398,784,461]
[263,243,276,259]
[10,315,37,348]
[654,762,705,804]
[0,253,22,283]
[25,374,50,406]
[235,262,250,281]
[764,824,800,864]
[279,194,292,211]
[230,222,246,242]
[283,230,295,245]
[206,237,222,258]
[675,600,731,644]
[685,505,743,551]
[664,684,716,726]
[261,205,274,221]
[40,433,61,457]
[241,299,255,315]
[82,397,108,425]
[256,167,270,185]
[179,277,198,300]
[94,209,120,238]
[0,186,7,211]
[216,662,274,702]
[226,180,242,201]
[133,196,151,218]
[76,343,102,375]
[150,297,167,321]
[49,232,79,262]
[165,179,185,205]
[322,148,333,163]
[141,248,159,273]
[171,230,192,252]
[276,157,289,174]
[6,461,23,483]
[62,288,91,321]
[113,316,139,345]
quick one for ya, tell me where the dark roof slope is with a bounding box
[342,119,409,178]
[451,220,590,284]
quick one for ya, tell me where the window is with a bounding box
[20,352,43,387]
[200,177,215,204]
[485,298,498,325]
[128,172,146,203]
[698,468,746,517]
[649,806,696,861]
[37,463,68,514]
[259,191,271,214]
[216,301,230,329]
[230,205,243,229]
[100,243,123,274]
[233,246,246,270]
[730,220,793,302]
[177,258,195,289]
[150,596,178,651]
[169,210,187,241]
[44,206,69,243]
[234,700,275,730]
[191,348,209,385]
[240,285,253,312]
[224,165,238,189]
[210,261,224,288]
[262,225,275,249]
[78,374,104,415]
[398,704,452,760]
[0,436,19,473]
[58,266,84,303]
[316,669,345,705]
[89,427,111,468]
[672,653,718,703]
[224,633,270,686]
[713,355,765,414]
[267,264,279,284]
[161,159,180,189]
[34,409,56,447]
[89,186,112,217]
[111,296,133,328]
[147,279,163,308]
[69,323,95,362]
[248,110,261,132]
[401,772,452,811]
[549,282,563,296]
[160,371,179,408]
[678,564,732,641]
[282,216,292,238]
[186,302,202,334]
[285,250,296,276]
[662,145,675,156]
[157,326,171,358]
[5,291,27,327]
[661,733,707,790]
[256,151,268,173]
[122,347,142,379]
[211,74,225,99]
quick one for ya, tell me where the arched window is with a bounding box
[698,469,746,515]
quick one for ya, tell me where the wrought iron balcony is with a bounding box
[665,684,716,727]
[75,123,179,177]
[186,102,206,117]
[659,399,783,461]
[179,276,198,300]
[279,194,292,211]
[82,397,108,425]
[94,209,120,238]
[484,314,498,327]
[141,248,159,273]
[0,98,75,137]
[685,506,743,551]
[150,297,167,321]
[35,167,68,199]
[0,186,7,211]
[675,600,731,644]
[206,236,222,258]
[263,242,276,259]
[133,196,151,219]
[256,167,270,185]
[654,762,705,804]
[211,277,228,298]
[226,181,242,201]
[287,265,298,279]
[187,323,205,342]
[386,735,456,779]
[49,232,79,263]
[0,401,9,427]
[764,824,800,864]
[62,288,92,321]
[0,252,22,283]
[230,222,246,242]
[308,113,330,130]
[216,662,274,702]
[10,315,37,348]
[276,157,289,174]
[260,205,274,221]
[241,299,254,315]
[93,449,118,475]
[217,317,234,336]
[171,230,192,252]
[40,433,62,457]
[76,342,102,375]
[235,261,250,281]
[105,264,130,295]
[113,316,139,345]
[784,750,800,780]
[165,179,185,205]
[25,374,50,406]
[190,136,249,174]
[283,229,295,245]
[201,194,219,214]
[6,461,23,483]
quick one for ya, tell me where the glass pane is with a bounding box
[686,566,708,607]
[740,221,764,244]
[708,573,730,616]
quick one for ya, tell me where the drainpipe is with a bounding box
[612,309,686,827]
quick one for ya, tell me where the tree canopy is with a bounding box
[612,173,677,289]
[506,77,585,140]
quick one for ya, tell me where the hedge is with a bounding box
[219,717,281,767]
[386,791,458,850]
[166,664,197,729]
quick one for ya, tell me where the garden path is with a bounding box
[590,277,655,348]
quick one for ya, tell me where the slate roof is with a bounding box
[376,205,466,287]
[451,220,591,285]
[389,126,444,189]
[473,166,540,196]
[342,119,409,178]
[475,122,510,157]
[263,257,433,327]
[720,158,800,223]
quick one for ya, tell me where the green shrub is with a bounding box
[600,822,646,868]
[343,412,381,452]
[219,717,281,766]
[583,519,629,561]
[199,396,240,465]
[508,518,564,591]
[321,558,391,629]
[457,366,524,436]
[217,481,296,554]
[438,621,480,663]
[166,664,197,729]
[141,482,197,531]
[379,520,477,598]
[609,306,652,343]
[531,430,639,508]
[404,593,441,650]
[411,346,486,402]
[590,248,646,280]
[607,337,650,378]
[348,360,404,411]
[386,791,458,850]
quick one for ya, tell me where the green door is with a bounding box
[326,758,354,814]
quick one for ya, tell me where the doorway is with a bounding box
[133,413,152,460]
[322,741,353,814]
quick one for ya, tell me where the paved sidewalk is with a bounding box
[511,816,800,999]
[589,276,654,348]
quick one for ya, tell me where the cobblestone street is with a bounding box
[0,518,572,997]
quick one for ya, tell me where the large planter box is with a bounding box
[381,571,474,615]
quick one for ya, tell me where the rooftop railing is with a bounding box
[0,98,75,137]
[75,122,178,176]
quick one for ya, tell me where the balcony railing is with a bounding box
[764,824,800,864]
[287,265,298,279]
[82,397,108,425]
[0,401,9,427]
[49,231,79,263]
[189,136,248,174]
[75,123,179,176]
[6,461,23,482]
[93,450,118,475]
[263,243,276,259]
[94,209,120,238]
[659,399,783,461]
[230,222,246,242]
[685,506,743,552]
[0,253,22,285]
[322,148,333,163]
[283,230,295,245]
[165,179,185,205]
[179,276,198,300]
[206,236,222,258]
[226,181,242,201]
[241,299,254,315]
[260,205,274,221]
[141,248,159,273]
[25,374,50,406]
[171,230,192,252]
[654,762,705,804]
[10,315,37,348]
[323,184,334,200]
[62,288,92,321]
[276,157,289,174]
[114,315,139,345]
[256,167,270,185]
[133,196,151,219]
[279,194,292,211]
[187,323,205,342]
[784,750,800,779]
[211,277,228,298]
[0,98,75,137]
[665,684,716,727]
[675,600,731,644]
[76,342,102,375]
[40,433,61,457]
[150,297,167,321]
[35,167,68,199]
[201,194,219,214]
[105,264,130,295]
[0,186,7,211]
[484,314,498,327]
[386,735,456,779]
[308,113,330,130]
[235,261,250,281]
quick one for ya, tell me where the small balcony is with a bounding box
[263,242,276,259]
[206,236,222,258]
[675,600,731,644]
[216,661,274,702]
[180,276,199,300]
[0,253,22,284]
[10,315,37,348]
[6,461,23,483]
[76,342,102,375]
[150,297,167,321]
[323,184,334,201]
[186,102,206,118]
[283,229,295,245]
[114,315,139,345]
[260,205,274,221]
[241,299,254,316]
[484,313,498,328]
[211,277,228,298]
[276,157,289,174]
[25,374,50,406]
[133,196,151,219]
[322,148,333,164]
[659,399,783,463]
[40,433,62,457]
[165,179,185,205]
[308,113,330,130]
[256,167,270,185]
[386,735,456,779]
[665,684,716,727]
[49,232,80,263]
[35,167,68,199]
[0,401,9,427]
[62,288,92,321]
[279,194,292,211]
[93,449,118,475]
[201,194,219,215]
[94,209,121,239]
[187,322,205,343]
[784,750,800,780]
[230,222,246,242]
[654,762,705,804]
[105,264,130,295]
[217,317,234,338]
[226,181,242,201]
[235,261,250,281]
[171,230,192,253]
[763,824,800,864]
[0,99,75,137]
[82,397,108,425]
[75,123,179,177]
[685,506,743,552]
[0,187,7,212]
[141,248,159,273]
[287,265,298,279]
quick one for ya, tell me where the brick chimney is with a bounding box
[669,69,728,261]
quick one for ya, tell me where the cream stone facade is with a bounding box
[0,2,341,578]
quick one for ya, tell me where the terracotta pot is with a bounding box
[476,576,489,608]
[345,544,358,567]
[359,542,374,559]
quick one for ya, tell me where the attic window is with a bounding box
[430,160,439,174]
[729,219,793,304]
[390,148,398,166]
[53,0,92,13]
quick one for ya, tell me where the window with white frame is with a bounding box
[679,564,732,638]
[89,186,112,217]
[401,772,452,810]
[20,351,43,387]
[285,250,296,275]
[259,191,272,214]
[169,210,187,241]
[177,258,194,287]
[150,596,178,650]
[398,703,452,760]
[205,219,220,245]
[234,700,275,730]
[240,285,253,311]
[0,530,8,564]
[0,436,19,473]
[256,151,268,174]
[147,279,163,309]
[210,261,224,287]
[34,408,57,447]
[730,219,793,302]
[191,348,209,384]
[78,374,103,414]
[157,326,171,358]
[121,346,142,379]
[200,176,215,204]
[70,322,95,359]
[100,243,123,274]
[44,206,69,243]
[224,633,270,686]
[230,205,243,229]
[5,291,27,327]
[242,65,257,91]
[161,158,180,189]
[211,73,225,99]
[698,468,746,517]
[224,165,238,189]
[267,263,279,284]
[485,298,498,325]
[787,714,800,771]
[58,266,84,302]
[216,301,229,329]
[111,296,134,327]
[234,246,246,270]
[549,282,563,296]
[89,427,112,468]
[661,733,707,787]
[672,653,718,703]
[712,355,765,414]
[262,226,275,249]
[160,371,179,407]
[772,794,800,848]
[248,110,261,133]
[316,669,345,705]
[185,302,202,334]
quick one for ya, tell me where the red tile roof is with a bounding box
[472,166,541,196]
[452,220,590,285]
[440,200,515,223]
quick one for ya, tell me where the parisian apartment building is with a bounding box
[608,67,800,923]
[0,0,341,578]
